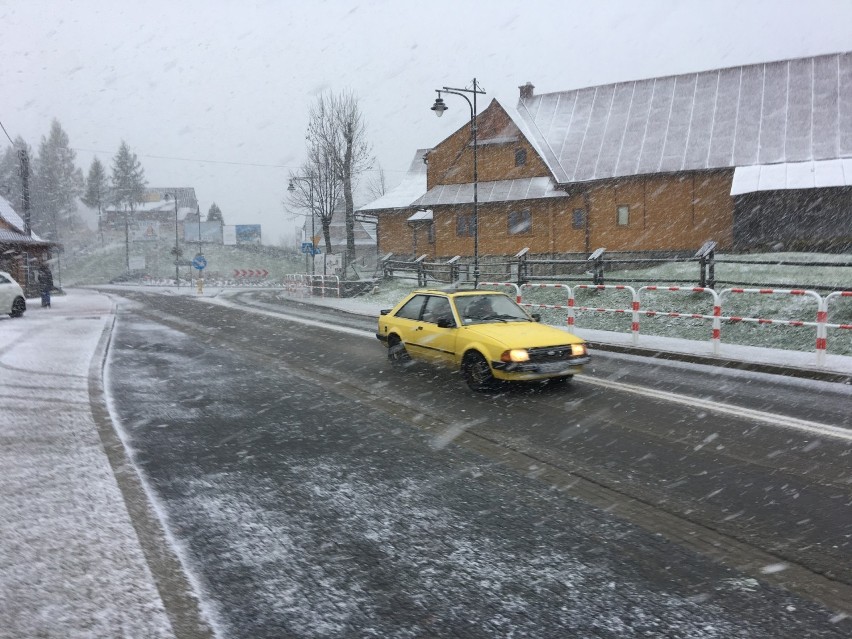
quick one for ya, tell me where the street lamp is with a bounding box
[164,192,180,287]
[288,175,316,276]
[432,78,485,286]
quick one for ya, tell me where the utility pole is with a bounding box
[17,149,31,236]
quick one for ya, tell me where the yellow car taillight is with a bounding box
[500,349,530,363]
[571,343,587,357]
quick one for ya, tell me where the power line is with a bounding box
[0,120,16,146]
[71,146,408,173]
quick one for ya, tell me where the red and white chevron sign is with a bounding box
[233,268,269,278]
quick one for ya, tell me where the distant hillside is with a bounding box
[58,241,307,286]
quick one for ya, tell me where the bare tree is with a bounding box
[306,91,373,271]
[287,140,343,257]
[366,163,387,201]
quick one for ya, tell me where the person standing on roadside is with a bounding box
[38,263,54,308]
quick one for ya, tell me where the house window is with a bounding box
[508,210,532,235]
[428,223,435,244]
[572,209,585,229]
[617,204,630,226]
[514,148,527,166]
[456,213,475,237]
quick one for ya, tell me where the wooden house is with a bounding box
[359,52,852,260]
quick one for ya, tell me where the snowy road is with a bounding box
[101,289,850,638]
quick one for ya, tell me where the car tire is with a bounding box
[462,351,497,392]
[387,335,410,367]
[10,296,25,318]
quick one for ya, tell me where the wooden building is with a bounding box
[359,52,852,260]
[0,195,55,292]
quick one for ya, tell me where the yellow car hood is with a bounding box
[463,321,584,348]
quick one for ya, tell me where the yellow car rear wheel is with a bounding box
[387,335,410,367]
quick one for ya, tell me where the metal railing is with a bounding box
[512,281,852,365]
[380,243,851,294]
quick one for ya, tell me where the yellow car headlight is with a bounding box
[571,343,587,357]
[500,349,530,363]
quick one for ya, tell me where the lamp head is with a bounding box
[431,95,447,117]
[287,180,296,192]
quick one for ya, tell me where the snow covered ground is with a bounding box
[0,291,178,638]
[0,285,848,637]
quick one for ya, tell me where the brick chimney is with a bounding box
[519,82,535,101]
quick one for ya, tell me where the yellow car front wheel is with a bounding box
[461,352,497,392]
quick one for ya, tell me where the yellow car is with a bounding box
[376,289,590,391]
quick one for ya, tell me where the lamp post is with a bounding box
[288,174,316,276]
[196,205,202,257]
[165,193,180,287]
[431,78,485,286]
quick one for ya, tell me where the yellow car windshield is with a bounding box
[454,295,531,325]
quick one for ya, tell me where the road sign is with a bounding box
[192,255,207,270]
[233,269,269,278]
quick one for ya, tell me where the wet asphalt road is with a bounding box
[103,290,851,638]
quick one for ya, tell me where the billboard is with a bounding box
[222,225,237,246]
[235,224,262,245]
[184,221,223,243]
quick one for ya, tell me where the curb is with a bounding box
[585,341,852,385]
[89,300,215,639]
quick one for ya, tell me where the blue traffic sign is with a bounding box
[192,255,207,270]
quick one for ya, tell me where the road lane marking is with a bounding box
[201,295,852,442]
[578,376,852,442]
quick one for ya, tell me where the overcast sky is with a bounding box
[3,0,851,245]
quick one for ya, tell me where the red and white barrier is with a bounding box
[821,291,852,367]
[720,288,824,365]
[309,274,340,298]
[458,281,851,369]
[640,286,722,355]
[477,281,521,302]
[574,284,640,345]
[519,283,574,326]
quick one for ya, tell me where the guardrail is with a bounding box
[510,281,851,366]
[573,284,641,346]
[283,273,341,298]
[640,286,722,355]
[520,283,574,326]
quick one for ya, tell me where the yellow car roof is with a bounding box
[411,288,508,297]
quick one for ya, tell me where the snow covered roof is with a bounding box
[516,52,852,185]
[730,159,852,195]
[0,194,47,242]
[413,177,563,207]
[357,149,429,211]
[104,201,195,221]
[407,209,433,222]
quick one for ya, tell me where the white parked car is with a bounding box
[0,270,26,318]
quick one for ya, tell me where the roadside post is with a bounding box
[192,254,207,294]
